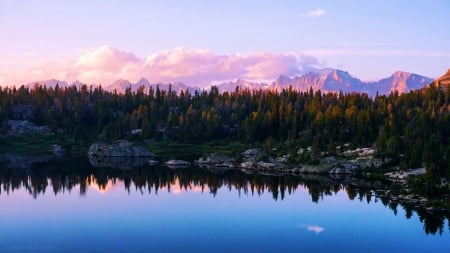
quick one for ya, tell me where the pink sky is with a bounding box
[0,1,448,86]
[0,46,320,87]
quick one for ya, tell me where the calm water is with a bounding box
[0,157,448,253]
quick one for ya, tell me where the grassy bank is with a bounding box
[0,133,82,155]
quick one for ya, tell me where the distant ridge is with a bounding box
[24,78,200,94]
[21,68,436,96]
[26,79,69,89]
[373,71,434,95]
[216,69,433,96]
[268,68,364,94]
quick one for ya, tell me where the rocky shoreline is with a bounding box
[194,147,386,175]
[3,139,446,214]
[192,147,449,214]
[0,142,448,215]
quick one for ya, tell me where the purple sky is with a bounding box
[0,0,449,87]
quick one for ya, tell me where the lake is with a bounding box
[0,157,448,253]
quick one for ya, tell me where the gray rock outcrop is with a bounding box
[256,161,277,170]
[196,152,235,164]
[239,161,255,169]
[242,148,262,162]
[165,160,190,168]
[6,120,51,135]
[385,168,427,183]
[296,156,353,174]
[87,140,155,157]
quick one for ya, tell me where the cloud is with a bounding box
[141,48,318,86]
[68,46,144,85]
[2,46,320,87]
[307,225,324,234]
[301,8,326,18]
[297,224,325,234]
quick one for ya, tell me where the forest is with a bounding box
[0,81,449,183]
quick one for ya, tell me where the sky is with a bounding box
[0,0,449,87]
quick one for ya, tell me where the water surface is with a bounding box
[0,158,448,252]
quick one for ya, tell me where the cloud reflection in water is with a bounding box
[298,224,325,234]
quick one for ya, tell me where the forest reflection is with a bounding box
[0,157,448,235]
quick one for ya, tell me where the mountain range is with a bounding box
[26,78,200,94]
[24,68,438,96]
[218,69,433,96]
[107,78,199,94]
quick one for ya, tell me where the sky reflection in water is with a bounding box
[0,175,448,253]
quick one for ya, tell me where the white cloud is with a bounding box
[297,224,325,234]
[307,225,324,234]
[2,46,320,87]
[301,8,326,18]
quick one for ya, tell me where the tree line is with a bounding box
[0,82,449,178]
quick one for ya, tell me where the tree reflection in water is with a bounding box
[0,157,448,235]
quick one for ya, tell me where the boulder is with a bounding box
[328,167,352,174]
[130,129,143,135]
[385,168,427,183]
[196,152,235,164]
[52,145,65,156]
[241,148,262,162]
[274,155,289,164]
[342,147,375,157]
[242,148,262,156]
[87,140,155,157]
[165,160,190,168]
[295,156,351,174]
[256,161,276,170]
[239,161,255,169]
[7,120,51,135]
[214,162,234,168]
[296,164,332,174]
[352,156,380,168]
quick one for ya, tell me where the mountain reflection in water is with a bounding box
[0,156,448,236]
